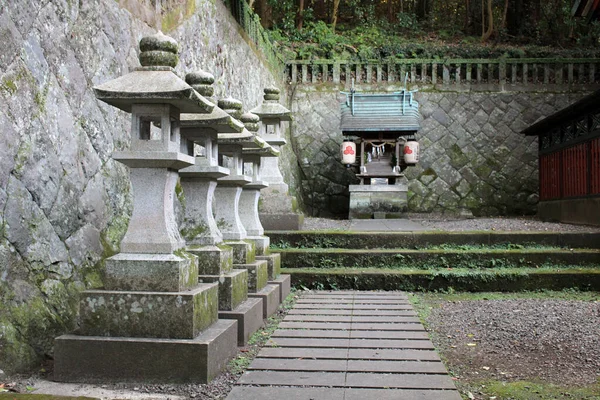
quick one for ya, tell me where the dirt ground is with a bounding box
[420,293,600,399]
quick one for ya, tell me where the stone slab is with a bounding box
[226,240,256,264]
[302,293,408,299]
[188,244,233,275]
[348,330,430,339]
[219,297,264,346]
[293,304,415,310]
[238,260,268,293]
[272,330,350,339]
[105,252,197,292]
[258,347,349,359]
[268,338,433,349]
[199,269,248,311]
[260,213,304,231]
[347,349,441,361]
[350,323,425,331]
[296,299,411,305]
[227,387,345,400]
[248,284,280,318]
[345,373,456,389]
[249,358,348,371]
[287,309,416,316]
[54,319,237,383]
[268,273,291,303]
[344,389,462,400]
[284,315,421,323]
[238,371,345,387]
[347,360,447,373]
[256,253,281,280]
[79,283,218,339]
[278,322,353,330]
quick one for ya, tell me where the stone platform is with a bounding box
[227,291,461,400]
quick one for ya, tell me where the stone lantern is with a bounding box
[178,71,263,346]
[251,87,304,230]
[240,113,291,304]
[53,33,237,383]
[216,98,281,319]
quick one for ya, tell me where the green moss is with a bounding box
[479,380,600,399]
[181,222,207,241]
[447,143,469,168]
[175,179,185,208]
[99,214,129,257]
[0,78,18,96]
[286,267,600,292]
[194,282,218,332]
[231,270,248,309]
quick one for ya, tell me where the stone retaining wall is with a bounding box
[0,0,296,374]
[289,86,587,217]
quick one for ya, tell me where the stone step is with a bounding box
[280,248,600,270]
[268,231,600,249]
[219,297,264,346]
[228,290,460,399]
[248,284,280,319]
[285,267,600,292]
[227,387,461,400]
[54,319,237,384]
[268,273,291,303]
[200,269,248,311]
[78,283,218,339]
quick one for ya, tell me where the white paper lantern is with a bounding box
[341,141,356,165]
[404,140,419,164]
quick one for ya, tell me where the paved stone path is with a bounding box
[227,291,461,400]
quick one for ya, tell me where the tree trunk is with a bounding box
[296,0,305,30]
[388,0,394,22]
[501,0,509,28]
[481,0,494,41]
[332,0,340,31]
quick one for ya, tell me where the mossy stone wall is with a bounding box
[289,86,588,217]
[0,0,292,375]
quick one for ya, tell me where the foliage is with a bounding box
[260,0,600,62]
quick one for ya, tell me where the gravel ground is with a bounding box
[302,215,600,232]
[425,298,600,389]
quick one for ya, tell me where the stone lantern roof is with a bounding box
[249,87,291,121]
[93,32,214,114]
[180,71,244,134]
[241,113,279,157]
[217,98,267,150]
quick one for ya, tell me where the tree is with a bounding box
[296,0,305,29]
[481,0,494,41]
[332,0,340,31]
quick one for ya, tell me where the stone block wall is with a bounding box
[0,0,296,374]
[289,86,586,217]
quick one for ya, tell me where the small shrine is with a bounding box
[340,87,421,219]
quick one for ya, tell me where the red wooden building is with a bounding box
[522,90,600,226]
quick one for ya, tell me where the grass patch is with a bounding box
[469,380,600,399]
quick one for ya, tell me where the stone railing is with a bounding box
[286,58,600,87]
[226,0,284,73]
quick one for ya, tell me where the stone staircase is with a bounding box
[268,231,600,291]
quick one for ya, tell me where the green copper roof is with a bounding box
[340,91,420,133]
